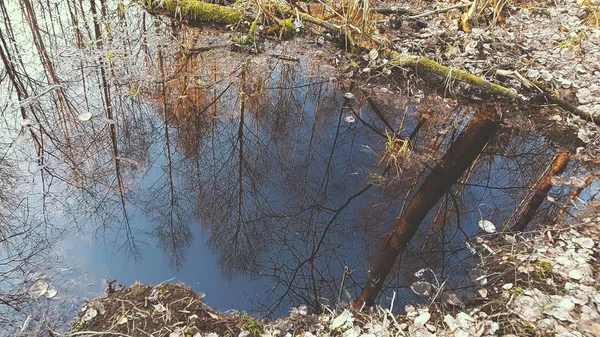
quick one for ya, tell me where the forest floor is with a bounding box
[367,0,600,115]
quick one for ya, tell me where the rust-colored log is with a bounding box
[511,152,570,231]
[354,109,499,308]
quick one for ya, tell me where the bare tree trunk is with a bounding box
[354,107,499,308]
[511,152,570,231]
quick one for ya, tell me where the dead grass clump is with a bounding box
[72,283,253,337]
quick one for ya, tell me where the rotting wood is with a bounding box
[137,0,597,125]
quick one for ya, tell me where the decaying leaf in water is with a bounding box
[29,280,48,298]
[478,219,496,233]
[410,281,433,297]
[45,288,57,298]
[78,112,93,121]
[443,293,464,307]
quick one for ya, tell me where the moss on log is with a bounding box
[143,0,247,25]
[386,51,518,99]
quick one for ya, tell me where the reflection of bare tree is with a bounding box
[145,49,193,267]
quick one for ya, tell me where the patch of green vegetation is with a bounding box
[235,311,263,337]
[243,319,264,336]
[340,58,359,72]
[184,327,194,337]
[509,286,524,296]
[151,0,245,25]
[536,261,554,277]
[231,34,254,47]
[279,19,295,39]
[522,320,537,336]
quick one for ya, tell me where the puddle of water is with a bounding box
[0,1,597,335]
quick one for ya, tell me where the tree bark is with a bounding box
[354,107,499,308]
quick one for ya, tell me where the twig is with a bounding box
[69,331,133,337]
[370,6,418,16]
[269,54,300,62]
[409,1,473,19]
[370,2,472,19]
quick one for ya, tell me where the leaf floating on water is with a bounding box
[478,219,496,233]
[343,92,355,99]
[78,112,93,121]
[45,288,57,298]
[478,288,488,298]
[344,115,356,123]
[117,316,128,325]
[443,293,464,307]
[29,280,48,298]
[410,281,433,297]
[502,283,513,290]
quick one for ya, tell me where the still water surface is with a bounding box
[0,1,596,335]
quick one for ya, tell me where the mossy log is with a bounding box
[137,0,597,125]
[140,0,249,25]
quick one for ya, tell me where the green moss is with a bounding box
[536,261,554,277]
[522,321,536,336]
[279,19,295,39]
[152,0,244,25]
[231,34,254,47]
[509,286,524,295]
[243,320,263,336]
